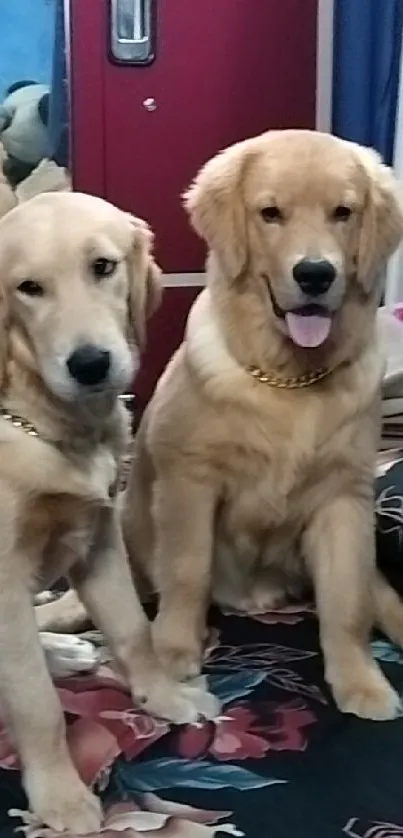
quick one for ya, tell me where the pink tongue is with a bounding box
[285,312,331,348]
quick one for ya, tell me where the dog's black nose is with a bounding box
[293,259,336,297]
[67,344,110,386]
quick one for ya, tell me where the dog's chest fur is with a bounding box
[22,493,100,586]
[18,439,121,590]
[207,380,378,607]
[215,376,377,538]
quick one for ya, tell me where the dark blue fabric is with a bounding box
[332,0,403,164]
[47,0,69,167]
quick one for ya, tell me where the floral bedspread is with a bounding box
[1,601,403,837]
[1,462,403,837]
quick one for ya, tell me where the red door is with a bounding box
[69,0,318,405]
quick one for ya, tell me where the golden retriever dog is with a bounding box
[121,129,403,722]
[0,192,217,834]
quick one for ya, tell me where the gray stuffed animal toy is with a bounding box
[0,80,50,186]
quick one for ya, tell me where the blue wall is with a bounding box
[0,0,55,98]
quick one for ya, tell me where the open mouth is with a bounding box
[267,282,332,349]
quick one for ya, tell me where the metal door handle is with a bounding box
[110,0,155,65]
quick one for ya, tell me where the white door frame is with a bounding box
[316,0,334,133]
[385,32,403,306]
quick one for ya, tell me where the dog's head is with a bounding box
[0,192,161,404]
[185,130,403,356]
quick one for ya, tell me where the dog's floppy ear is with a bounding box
[0,286,7,391]
[356,146,403,292]
[183,138,253,277]
[126,214,162,348]
[0,215,11,391]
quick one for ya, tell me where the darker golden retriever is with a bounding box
[123,130,403,722]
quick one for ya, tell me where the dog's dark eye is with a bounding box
[261,206,283,223]
[332,205,352,221]
[17,280,44,297]
[92,258,117,279]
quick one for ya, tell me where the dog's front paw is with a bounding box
[145,680,220,725]
[331,667,401,721]
[25,771,102,834]
[176,680,221,722]
[131,671,220,725]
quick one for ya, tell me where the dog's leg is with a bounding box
[373,569,403,646]
[0,577,101,833]
[303,495,401,720]
[151,475,216,680]
[69,507,219,724]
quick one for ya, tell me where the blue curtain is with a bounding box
[332,0,403,164]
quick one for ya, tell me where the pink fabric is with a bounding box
[0,662,169,787]
[393,305,403,322]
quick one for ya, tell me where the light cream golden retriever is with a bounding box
[0,192,217,834]
[120,129,403,722]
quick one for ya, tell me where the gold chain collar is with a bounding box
[0,408,39,436]
[245,365,334,389]
[0,397,136,496]
[0,394,135,442]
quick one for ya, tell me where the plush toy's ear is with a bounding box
[126,215,162,348]
[183,138,255,277]
[356,146,403,292]
[5,80,36,97]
